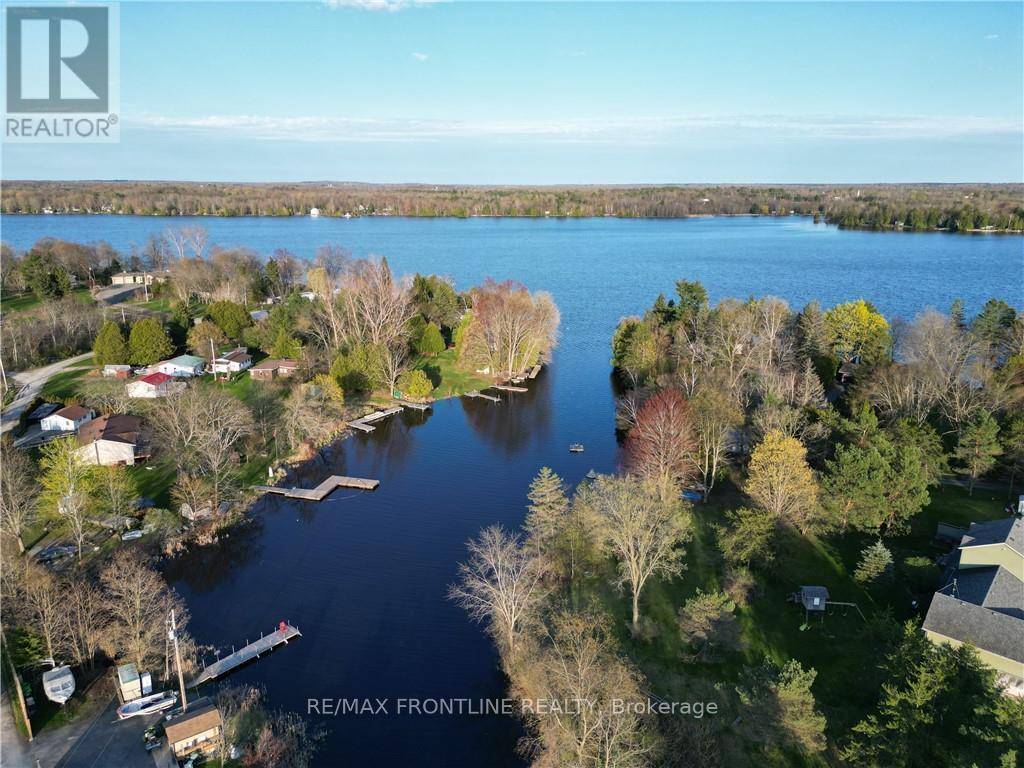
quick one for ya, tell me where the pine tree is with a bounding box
[949,298,965,329]
[523,467,569,557]
[1002,416,1024,498]
[415,322,445,357]
[854,540,894,585]
[92,321,129,366]
[269,328,303,360]
[128,318,174,366]
[955,411,1002,495]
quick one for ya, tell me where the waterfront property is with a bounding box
[110,270,164,286]
[164,698,224,760]
[923,516,1024,695]
[254,475,380,501]
[40,404,94,432]
[75,414,147,466]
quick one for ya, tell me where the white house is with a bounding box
[210,348,253,374]
[76,415,146,466]
[155,354,206,378]
[110,271,166,286]
[126,372,182,399]
[102,364,132,379]
[40,405,94,432]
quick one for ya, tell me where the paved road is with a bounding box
[51,699,156,768]
[0,353,92,436]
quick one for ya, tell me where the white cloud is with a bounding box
[411,52,429,61]
[130,113,1022,145]
[985,33,999,40]
[322,0,437,11]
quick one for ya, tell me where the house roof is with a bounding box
[77,414,142,447]
[218,348,251,363]
[923,591,1024,665]
[29,403,61,420]
[961,517,1024,557]
[953,566,1024,621]
[251,358,300,371]
[164,700,222,744]
[54,405,91,421]
[165,354,205,368]
[139,372,172,386]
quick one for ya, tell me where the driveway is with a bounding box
[50,698,158,768]
[1,353,92,436]
[93,285,143,305]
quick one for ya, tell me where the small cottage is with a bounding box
[41,405,94,433]
[155,354,206,378]
[76,414,146,466]
[164,699,224,760]
[126,372,180,399]
[249,359,301,381]
[102,364,132,379]
[210,347,253,374]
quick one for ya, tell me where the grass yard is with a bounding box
[414,347,492,398]
[574,477,1007,767]
[129,296,172,313]
[40,359,96,401]
[0,287,91,314]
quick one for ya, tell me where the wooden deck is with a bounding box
[399,401,431,411]
[528,364,542,379]
[495,384,529,393]
[190,623,301,687]
[465,390,501,403]
[348,406,404,433]
[254,475,380,501]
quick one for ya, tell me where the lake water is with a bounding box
[3,215,1022,765]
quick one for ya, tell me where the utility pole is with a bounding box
[209,337,217,381]
[142,273,150,302]
[169,609,188,712]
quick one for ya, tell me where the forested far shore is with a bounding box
[3,181,1024,232]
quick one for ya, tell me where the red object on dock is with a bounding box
[279,621,287,632]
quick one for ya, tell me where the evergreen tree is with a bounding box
[128,318,174,365]
[737,659,827,756]
[396,369,433,399]
[523,467,570,557]
[269,328,303,360]
[716,506,776,569]
[415,322,445,357]
[92,321,129,366]
[955,411,1002,495]
[949,298,965,329]
[854,540,894,585]
[1002,416,1024,497]
[207,299,252,339]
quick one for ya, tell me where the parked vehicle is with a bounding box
[117,691,178,720]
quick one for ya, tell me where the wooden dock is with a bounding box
[465,390,501,403]
[348,421,375,433]
[528,364,542,379]
[399,401,431,411]
[348,406,404,433]
[190,623,301,687]
[254,475,379,501]
[495,384,529,393]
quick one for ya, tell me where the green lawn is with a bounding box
[40,359,95,401]
[0,288,91,314]
[130,296,172,313]
[574,478,1006,766]
[414,347,491,398]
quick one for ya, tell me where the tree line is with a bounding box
[4,182,1023,232]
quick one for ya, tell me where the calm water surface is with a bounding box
[3,215,1022,765]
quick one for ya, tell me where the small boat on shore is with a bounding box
[42,666,75,704]
[569,443,585,453]
[117,691,178,720]
[585,469,598,480]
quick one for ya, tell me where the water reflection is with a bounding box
[163,515,264,592]
[460,368,553,456]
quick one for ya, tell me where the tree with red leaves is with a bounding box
[624,388,697,496]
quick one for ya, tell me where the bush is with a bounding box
[902,555,940,593]
[397,369,433,400]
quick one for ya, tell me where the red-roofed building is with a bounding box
[126,371,182,399]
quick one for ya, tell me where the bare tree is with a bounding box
[65,579,106,669]
[514,612,655,768]
[582,475,689,631]
[449,525,548,658]
[691,382,743,498]
[101,551,184,671]
[0,437,39,553]
[337,257,414,348]
[624,388,697,498]
[9,561,66,661]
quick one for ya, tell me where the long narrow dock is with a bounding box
[465,390,501,403]
[190,623,301,687]
[528,364,542,379]
[399,401,431,411]
[495,384,529,393]
[254,475,380,501]
[348,406,404,433]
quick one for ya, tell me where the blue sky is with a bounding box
[4,1,1022,182]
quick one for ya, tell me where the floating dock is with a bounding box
[399,401,431,411]
[348,406,404,432]
[465,390,501,403]
[495,384,529,393]
[254,475,380,501]
[190,623,301,687]
[528,364,542,379]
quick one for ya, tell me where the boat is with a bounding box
[569,443,585,453]
[42,666,75,704]
[585,469,598,480]
[116,690,178,720]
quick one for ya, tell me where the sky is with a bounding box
[3,0,1023,183]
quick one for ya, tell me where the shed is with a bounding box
[164,698,223,759]
[798,586,830,613]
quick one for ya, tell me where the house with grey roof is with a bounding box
[923,515,1024,696]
